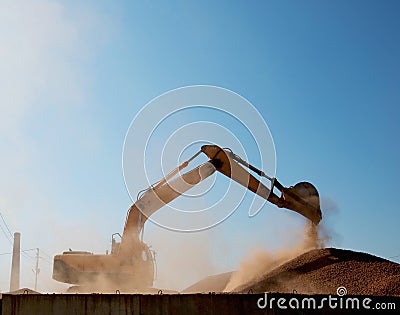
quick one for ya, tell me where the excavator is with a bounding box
[52,145,322,291]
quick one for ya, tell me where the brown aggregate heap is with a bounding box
[182,272,233,293]
[235,248,400,296]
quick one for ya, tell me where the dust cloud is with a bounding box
[224,222,326,292]
[149,227,217,292]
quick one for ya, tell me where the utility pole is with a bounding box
[33,248,40,291]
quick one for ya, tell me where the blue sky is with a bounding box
[0,0,399,292]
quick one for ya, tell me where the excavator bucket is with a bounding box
[281,182,322,225]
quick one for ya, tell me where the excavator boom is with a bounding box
[118,161,216,256]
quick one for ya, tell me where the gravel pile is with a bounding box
[234,248,400,296]
[182,272,233,293]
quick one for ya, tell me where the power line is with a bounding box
[39,256,52,265]
[0,211,51,264]
[22,251,35,260]
[0,212,13,237]
[0,245,52,291]
[0,248,37,256]
[40,250,52,259]
[0,224,12,245]
[0,213,52,291]
[0,211,13,246]
[0,248,52,268]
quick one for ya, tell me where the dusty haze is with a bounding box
[224,222,326,292]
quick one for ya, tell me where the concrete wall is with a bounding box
[1,293,399,315]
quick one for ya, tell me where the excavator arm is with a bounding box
[119,144,322,256]
[200,145,322,225]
